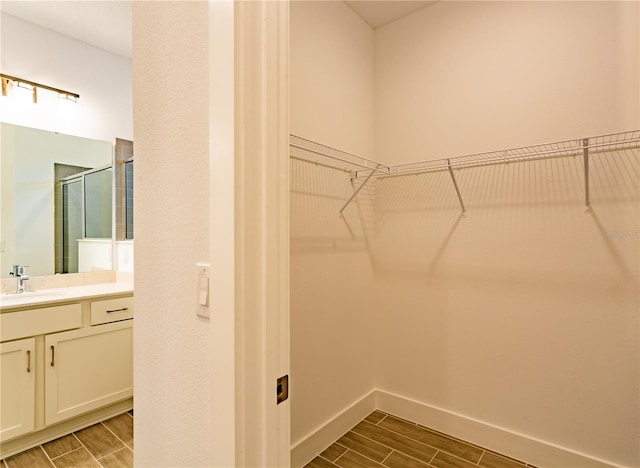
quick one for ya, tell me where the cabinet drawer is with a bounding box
[90,296,133,325]
[1,304,82,342]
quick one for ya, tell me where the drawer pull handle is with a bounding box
[27,350,31,373]
[106,307,128,313]
[51,346,55,367]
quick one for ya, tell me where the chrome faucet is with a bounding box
[9,264,30,294]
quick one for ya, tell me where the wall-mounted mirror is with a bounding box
[1,122,114,278]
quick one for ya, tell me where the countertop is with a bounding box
[0,283,134,312]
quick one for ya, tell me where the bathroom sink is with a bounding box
[1,290,67,305]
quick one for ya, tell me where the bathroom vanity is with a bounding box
[0,283,133,458]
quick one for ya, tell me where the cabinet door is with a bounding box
[45,320,133,426]
[1,338,35,440]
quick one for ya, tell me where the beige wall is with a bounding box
[132,3,212,466]
[290,0,378,446]
[290,0,376,158]
[375,1,639,164]
[292,0,638,466]
[373,1,639,466]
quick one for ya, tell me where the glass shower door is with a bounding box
[62,179,83,274]
[60,166,113,273]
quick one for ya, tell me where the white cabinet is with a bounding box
[90,296,134,325]
[45,320,133,425]
[0,290,133,457]
[0,338,35,440]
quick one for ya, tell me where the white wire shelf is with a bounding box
[290,130,640,218]
[290,134,389,176]
[385,130,640,177]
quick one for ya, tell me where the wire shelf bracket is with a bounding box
[446,158,467,218]
[339,164,380,218]
[582,138,591,213]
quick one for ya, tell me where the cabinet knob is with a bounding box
[26,350,31,373]
[50,345,55,367]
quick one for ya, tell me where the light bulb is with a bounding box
[58,93,77,119]
[14,82,35,110]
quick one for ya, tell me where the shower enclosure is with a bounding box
[57,165,113,274]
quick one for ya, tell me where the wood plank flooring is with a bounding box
[305,411,538,468]
[1,411,133,468]
[5,409,537,468]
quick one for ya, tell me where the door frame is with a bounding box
[209,1,290,465]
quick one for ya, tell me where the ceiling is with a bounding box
[1,1,132,58]
[0,0,436,59]
[344,1,436,29]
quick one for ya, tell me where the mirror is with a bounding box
[1,122,113,279]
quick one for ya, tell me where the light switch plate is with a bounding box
[196,262,210,319]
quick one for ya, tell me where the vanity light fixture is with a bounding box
[58,93,78,119]
[1,73,79,105]
[14,80,37,104]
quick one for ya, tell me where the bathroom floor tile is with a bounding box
[97,448,133,468]
[102,414,134,449]
[74,423,125,459]
[42,434,81,459]
[51,447,100,468]
[4,446,53,468]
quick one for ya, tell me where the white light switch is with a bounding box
[196,262,210,319]
[198,276,209,306]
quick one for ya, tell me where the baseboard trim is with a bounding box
[289,389,625,468]
[290,390,377,468]
[375,390,623,468]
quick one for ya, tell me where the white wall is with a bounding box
[373,2,639,466]
[290,0,377,448]
[132,2,211,466]
[0,12,132,142]
[375,1,639,164]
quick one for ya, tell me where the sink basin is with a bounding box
[1,290,66,305]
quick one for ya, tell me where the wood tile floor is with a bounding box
[305,411,538,468]
[1,411,133,468]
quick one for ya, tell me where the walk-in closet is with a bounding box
[289,2,639,468]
